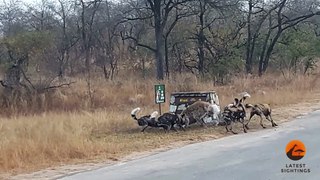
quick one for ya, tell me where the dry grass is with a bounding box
[1,73,320,176]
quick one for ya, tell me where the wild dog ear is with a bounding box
[234,98,239,106]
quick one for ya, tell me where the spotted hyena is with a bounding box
[178,101,220,129]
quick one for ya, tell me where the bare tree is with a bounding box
[0,0,25,36]
[50,0,79,78]
[244,0,320,76]
[190,0,243,78]
[78,0,102,106]
[94,0,121,80]
[258,0,320,75]
[26,0,57,31]
[121,0,191,80]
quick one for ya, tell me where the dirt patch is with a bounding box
[273,98,320,123]
[7,97,320,180]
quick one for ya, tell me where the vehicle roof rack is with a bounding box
[171,91,216,94]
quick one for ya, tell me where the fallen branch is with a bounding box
[41,81,76,91]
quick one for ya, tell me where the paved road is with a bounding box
[60,111,320,180]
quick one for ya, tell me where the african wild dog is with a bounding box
[131,108,179,132]
[131,107,159,132]
[245,103,278,129]
[157,112,180,132]
[222,98,247,134]
[178,101,220,129]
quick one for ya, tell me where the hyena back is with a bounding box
[179,101,216,128]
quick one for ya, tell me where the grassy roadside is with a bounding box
[1,74,320,177]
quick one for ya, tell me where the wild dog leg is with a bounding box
[245,112,255,129]
[141,126,149,132]
[224,116,233,133]
[268,114,278,127]
[158,124,170,132]
[225,119,233,133]
[243,124,247,133]
[226,121,237,134]
[229,123,238,134]
[240,119,247,133]
[225,123,230,132]
[259,115,266,128]
[200,118,207,127]
[164,125,170,133]
[171,125,178,132]
[179,124,186,131]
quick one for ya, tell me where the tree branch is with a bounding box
[122,35,156,52]
[42,81,76,91]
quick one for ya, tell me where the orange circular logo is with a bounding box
[285,140,306,161]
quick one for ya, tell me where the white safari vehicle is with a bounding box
[169,91,221,123]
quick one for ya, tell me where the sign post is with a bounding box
[155,84,165,115]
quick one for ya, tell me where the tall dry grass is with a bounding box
[0,73,320,174]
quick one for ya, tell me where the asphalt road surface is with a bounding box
[60,111,320,180]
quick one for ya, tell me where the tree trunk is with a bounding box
[154,1,164,80]
[103,64,109,79]
[164,37,170,78]
[197,2,205,76]
[142,56,146,79]
[260,0,286,75]
[258,17,272,76]
[245,0,253,74]
[261,30,282,74]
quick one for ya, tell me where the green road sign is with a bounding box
[155,84,165,104]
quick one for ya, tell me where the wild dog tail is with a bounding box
[245,103,254,109]
[150,111,159,119]
[240,92,251,99]
[131,107,141,120]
